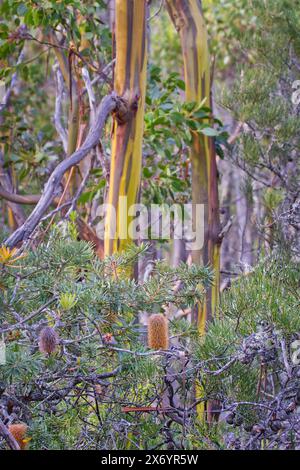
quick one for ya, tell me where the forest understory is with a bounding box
[0,0,300,452]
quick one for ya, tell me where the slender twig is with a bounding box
[0,297,56,333]
[66,158,94,216]
[148,0,165,22]
[227,122,243,145]
[40,201,72,221]
[97,345,180,357]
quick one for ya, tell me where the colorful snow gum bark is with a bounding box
[104,0,148,256]
[166,0,221,332]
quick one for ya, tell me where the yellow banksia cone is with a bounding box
[8,423,29,450]
[148,314,169,350]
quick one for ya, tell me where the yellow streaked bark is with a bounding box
[104,0,147,256]
[7,207,15,230]
[166,0,221,330]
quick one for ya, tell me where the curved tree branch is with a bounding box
[0,184,62,206]
[0,185,41,205]
[0,418,20,450]
[5,93,122,248]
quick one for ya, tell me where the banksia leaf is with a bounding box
[38,327,59,355]
[59,292,77,310]
[8,423,29,450]
[0,246,27,267]
[148,314,169,350]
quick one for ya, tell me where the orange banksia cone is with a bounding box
[148,314,169,350]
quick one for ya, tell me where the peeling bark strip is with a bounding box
[166,0,221,330]
[48,30,80,196]
[104,0,147,255]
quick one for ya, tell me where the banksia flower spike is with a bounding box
[8,423,29,450]
[38,326,59,355]
[148,314,169,350]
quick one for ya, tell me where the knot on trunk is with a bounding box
[113,96,130,125]
[113,93,140,125]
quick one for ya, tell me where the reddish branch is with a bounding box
[122,406,173,413]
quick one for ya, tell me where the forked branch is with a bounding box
[5,93,123,248]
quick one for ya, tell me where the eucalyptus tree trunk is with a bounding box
[166,0,221,332]
[104,0,147,256]
[166,0,221,422]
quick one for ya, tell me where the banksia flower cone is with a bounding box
[38,327,59,355]
[148,314,169,350]
[8,423,29,450]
